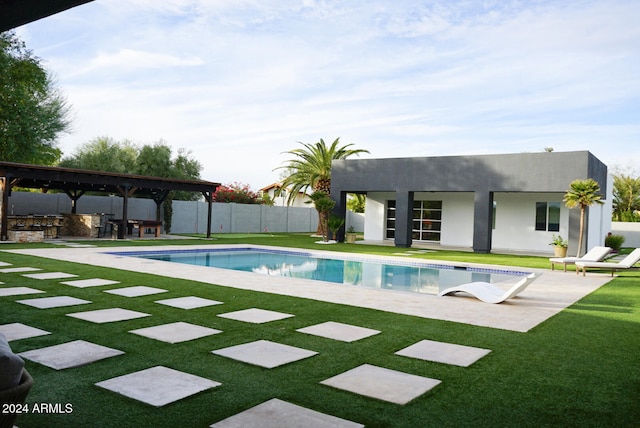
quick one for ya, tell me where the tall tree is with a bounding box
[275,138,369,233]
[563,178,604,257]
[59,136,138,172]
[0,32,72,165]
[612,173,640,221]
[276,138,369,202]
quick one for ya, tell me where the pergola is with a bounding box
[0,162,220,240]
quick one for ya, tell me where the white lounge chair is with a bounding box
[575,248,640,276]
[437,273,538,304]
[549,246,612,272]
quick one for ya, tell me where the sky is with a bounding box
[14,0,640,189]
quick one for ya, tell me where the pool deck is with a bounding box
[7,244,614,333]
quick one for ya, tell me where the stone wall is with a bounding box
[7,230,44,243]
[61,214,101,238]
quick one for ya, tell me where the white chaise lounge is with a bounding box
[575,248,640,276]
[549,246,612,272]
[437,273,538,304]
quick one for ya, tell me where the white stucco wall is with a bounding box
[611,222,640,247]
[491,193,568,253]
[585,174,613,250]
[364,192,392,241]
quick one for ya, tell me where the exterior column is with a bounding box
[0,177,8,241]
[394,191,414,248]
[332,191,348,242]
[472,191,493,253]
[119,185,129,239]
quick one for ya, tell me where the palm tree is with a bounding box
[612,173,640,221]
[275,138,369,233]
[563,178,604,257]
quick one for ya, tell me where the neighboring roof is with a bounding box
[0,161,220,196]
[259,182,283,192]
[0,0,94,32]
[259,183,310,197]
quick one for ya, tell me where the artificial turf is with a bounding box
[1,235,638,427]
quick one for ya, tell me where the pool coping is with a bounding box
[6,244,615,333]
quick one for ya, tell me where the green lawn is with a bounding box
[1,234,639,427]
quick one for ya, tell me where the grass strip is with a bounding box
[0,235,638,427]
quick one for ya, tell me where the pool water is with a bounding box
[116,248,527,295]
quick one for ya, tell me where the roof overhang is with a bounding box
[0,0,94,32]
[0,162,220,196]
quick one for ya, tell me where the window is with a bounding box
[385,200,443,241]
[412,200,442,242]
[535,202,560,232]
[385,201,395,239]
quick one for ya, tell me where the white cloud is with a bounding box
[16,0,640,188]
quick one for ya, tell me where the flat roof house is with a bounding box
[331,151,612,254]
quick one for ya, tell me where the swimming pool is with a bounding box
[112,247,529,295]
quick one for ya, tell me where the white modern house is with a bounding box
[331,151,612,254]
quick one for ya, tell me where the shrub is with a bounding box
[605,234,626,252]
[213,182,262,204]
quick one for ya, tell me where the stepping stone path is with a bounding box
[0,260,495,424]
[96,366,221,407]
[0,267,42,273]
[67,308,150,323]
[105,286,168,297]
[130,322,222,344]
[155,296,223,309]
[296,321,380,342]
[0,323,50,341]
[212,339,317,368]
[210,398,364,428]
[0,287,44,297]
[395,339,491,367]
[17,295,91,309]
[217,308,293,323]
[320,364,441,405]
[19,340,124,370]
[61,278,121,288]
[22,271,79,280]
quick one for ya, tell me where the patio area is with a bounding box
[9,244,615,332]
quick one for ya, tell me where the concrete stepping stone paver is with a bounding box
[210,398,364,428]
[105,286,168,297]
[0,267,42,273]
[60,278,121,288]
[17,295,92,309]
[0,287,45,297]
[67,308,150,323]
[296,321,380,342]
[96,366,221,407]
[22,271,79,280]
[395,339,491,367]
[212,339,317,368]
[217,308,293,324]
[320,364,441,405]
[155,296,223,309]
[19,340,124,370]
[0,323,51,341]
[130,322,222,344]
